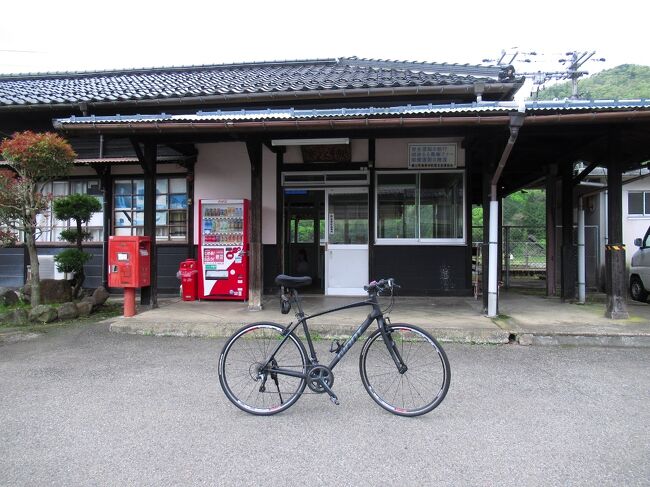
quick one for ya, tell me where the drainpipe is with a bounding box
[487,111,526,317]
[577,197,586,304]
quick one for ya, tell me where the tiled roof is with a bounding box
[53,99,650,127]
[0,57,519,108]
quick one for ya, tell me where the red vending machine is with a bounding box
[198,199,249,300]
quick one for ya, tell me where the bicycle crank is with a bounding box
[307,365,339,405]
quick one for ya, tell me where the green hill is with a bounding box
[532,64,650,100]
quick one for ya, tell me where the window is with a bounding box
[376,171,465,244]
[628,192,650,216]
[36,179,104,243]
[114,177,188,241]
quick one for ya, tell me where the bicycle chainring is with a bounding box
[307,365,335,393]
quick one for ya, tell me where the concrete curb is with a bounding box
[109,320,512,345]
[0,330,42,343]
[516,332,650,347]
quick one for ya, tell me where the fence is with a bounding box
[472,225,600,290]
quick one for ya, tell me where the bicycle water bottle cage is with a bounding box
[329,339,343,354]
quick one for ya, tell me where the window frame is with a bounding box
[627,191,650,217]
[36,178,104,245]
[374,169,466,246]
[112,175,188,242]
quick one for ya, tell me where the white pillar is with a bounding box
[487,200,499,317]
[577,198,586,304]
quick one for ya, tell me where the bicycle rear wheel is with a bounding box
[359,324,450,417]
[219,323,307,415]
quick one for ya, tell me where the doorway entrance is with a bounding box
[284,187,369,295]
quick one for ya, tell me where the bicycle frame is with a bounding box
[260,290,406,380]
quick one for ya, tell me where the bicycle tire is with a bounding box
[219,322,308,415]
[359,324,450,417]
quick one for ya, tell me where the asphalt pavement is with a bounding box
[0,323,648,486]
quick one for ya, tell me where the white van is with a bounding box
[630,227,650,302]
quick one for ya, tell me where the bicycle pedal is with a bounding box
[329,396,340,406]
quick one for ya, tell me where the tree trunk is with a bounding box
[73,218,85,298]
[25,227,41,307]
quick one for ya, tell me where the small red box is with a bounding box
[108,236,151,288]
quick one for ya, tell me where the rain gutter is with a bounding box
[53,109,650,135]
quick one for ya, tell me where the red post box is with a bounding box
[108,236,151,316]
[179,259,198,301]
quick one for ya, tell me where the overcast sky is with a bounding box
[1,0,649,79]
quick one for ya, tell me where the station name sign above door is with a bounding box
[408,143,457,169]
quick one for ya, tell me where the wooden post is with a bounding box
[186,161,196,259]
[560,163,576,301]
[605,140,629,319]
[246,141,263,311]
[368,138,376,283]
[140,142,158,307]
[545,164,557,297]
[275,149,284,278]
[100,166,112,290]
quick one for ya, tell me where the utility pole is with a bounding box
[483,48,606,100]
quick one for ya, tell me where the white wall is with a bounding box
[194,142,276,245]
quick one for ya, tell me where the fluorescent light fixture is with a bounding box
[271,138,350,146]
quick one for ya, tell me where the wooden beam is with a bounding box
[572,161,599,186]
[246,140,263,310]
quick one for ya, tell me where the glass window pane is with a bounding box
[115,211,131,227]
[629,193,643,215]
[156,211,168,225]
[420,173,464,239]
[114,227,131,236]
[645,193,650,215]
[297,220,314,243]
[71,181,86,194]
[328,192,368,244]
[156,195,168,209]
[52,181,68,196]
[156,227,169,240]
[169,194,187,209]
[169,226,186,238]
[377,174,417,239]
[134,179,145,196]
[134,227,145,236]
[156,178,168,194]
[134,212,144,226]
[169,178,186,193]
[134,196,144,210]
[169,210,187,225]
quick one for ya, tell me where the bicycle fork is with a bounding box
[379,318,408,374]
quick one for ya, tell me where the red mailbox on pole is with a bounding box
[108,236,151,317]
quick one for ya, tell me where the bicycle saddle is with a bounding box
[275,274,312,288]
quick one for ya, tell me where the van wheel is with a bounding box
[630,276,648,302]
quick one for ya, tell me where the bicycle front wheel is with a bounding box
[219,323,307,415]
[359,324,450,417]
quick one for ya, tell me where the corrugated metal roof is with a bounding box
[54,99,650,126]
[0,57,517,108]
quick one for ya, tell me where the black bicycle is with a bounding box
[218,275,451,417]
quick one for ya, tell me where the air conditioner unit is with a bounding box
[37,255,72,280]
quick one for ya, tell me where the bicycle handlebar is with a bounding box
[364,278,401,294]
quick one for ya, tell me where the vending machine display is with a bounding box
[198,199,249,300]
